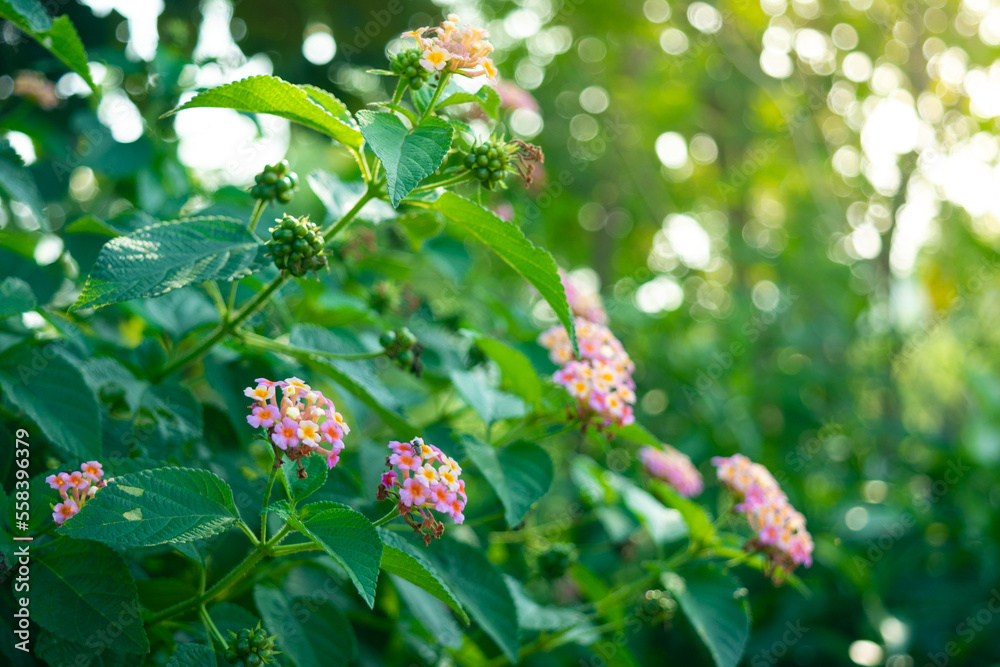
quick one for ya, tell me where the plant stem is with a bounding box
[204,281,227,319]
[372,507,400,527]
[200,605,228,650]
[226,199,270,316]
[240,330,385,361]
[391,77,406,104]
[410,171,473,194]
[146,549,266,624]
[271,542,321,557]
[237,520,260,547]
[260,465,279,543]
[324,189,375,242]
[420,70,452,122]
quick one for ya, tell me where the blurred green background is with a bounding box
[3,0,1000,665]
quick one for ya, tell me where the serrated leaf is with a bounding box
[665,566,751,667]
[0,345,102,460]
[60,467,240,546]
[280,455,328,504]
[253,586,358,667]
[356,110,453,207]
[34,538,149,655]
[433,192,577,353]
[165,642,215,667]
[461,435,552,526]
[0,277,36,319]
[474,337,542,403]
[289,324,414,433]
[449,367,526,425]
[426,538,520,663]
[0,4,99,94]
[378,528,468,623]
[71,217,262,311]
[295,506,382,608]
[165,76,362,148]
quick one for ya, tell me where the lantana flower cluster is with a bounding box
[377,437,466,544]
[561,270,608,324]
[47,461,107,525]
[712,454,814,573]
[245,378,349,476]
[639,445,704,498]
[403,14,497,80]
[539,317,637,429]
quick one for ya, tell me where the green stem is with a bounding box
[204,281,227,319]
[324,189,375,242]
[410,171,474,194]
[237,520,260,547]
[420,70,452,121]
[146,549,266,624]
[271,542,321,557]
[391,77,407,104]
[240,330,384,361]
[372,507,400,527]
[200,605,228,650]
[260,466,279,543]
[264,523,293,549]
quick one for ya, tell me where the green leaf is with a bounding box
[474,337,543,403]
[426,538,520,663]
[34,538,149,655]
[392,576,463,648]
[650,480,716,547]
[296,506,383,608]
[165,642,215,667]
[356,110,454,207]
[378,528,469,623]
[280,455,328,504]
[449,367,526,424]
[0,277,36,319]
[461,436,553,526]
[0,3,99,94]
[664,566,751,667]
[0,139,46,225]
[165,76,362,147]
[209,601,261,638]
[253,586,358,667]
[71,217,262,311]
[504,575,588,632]
[612,422,662,447]
[0,345,102,460]
[437,86,501,118]
[289,324,414,433]
[433,192,577,353]
[60,467,241,546]
[395,210,445,250]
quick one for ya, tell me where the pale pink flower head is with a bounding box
[48,460,109,525]
[53,500,79,526]
[403,14,496,81]
[247,404,280,429]
[639,445,704,498]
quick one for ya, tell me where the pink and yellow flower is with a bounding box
[244,377,351,475]
[712,454,814,574]
[402,14,496,81]
[377,436,467,544]
[47,461,109,525]
[639,445,704,498]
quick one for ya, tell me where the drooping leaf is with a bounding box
[461,436,553,526]
[280,454,328,505]
[449,367,526,425]
[356,110,454,207]
[0,140,46,224]
[0,277,36,319]
[34,538,149,655]
[289,324,414,432]
[504,575,589,632]
[474,337,543,403]
[426,538,520,663]
[294,504,383,608]
[165,76,362,147]
[0,345,102,460]
[433,192,577,353]
[165,642,215,667]
[253,586,358,667]
[392,576,464,648]
[664,566,751,667]
[437,86,501,118]
[71,217,262,311]
[378,528,468,623]
[60,467,241,546]
[0,3,99,94]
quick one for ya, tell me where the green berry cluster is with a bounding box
[462,138,511,190]
[380,327,423,376]
[268,214,327,277]
[390,48,431,90]
[251,160,298,203]
[536,543,577,580]
[223,625,279,666]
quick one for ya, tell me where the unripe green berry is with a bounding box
[379,330,397,348]
[397,327,417,349]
